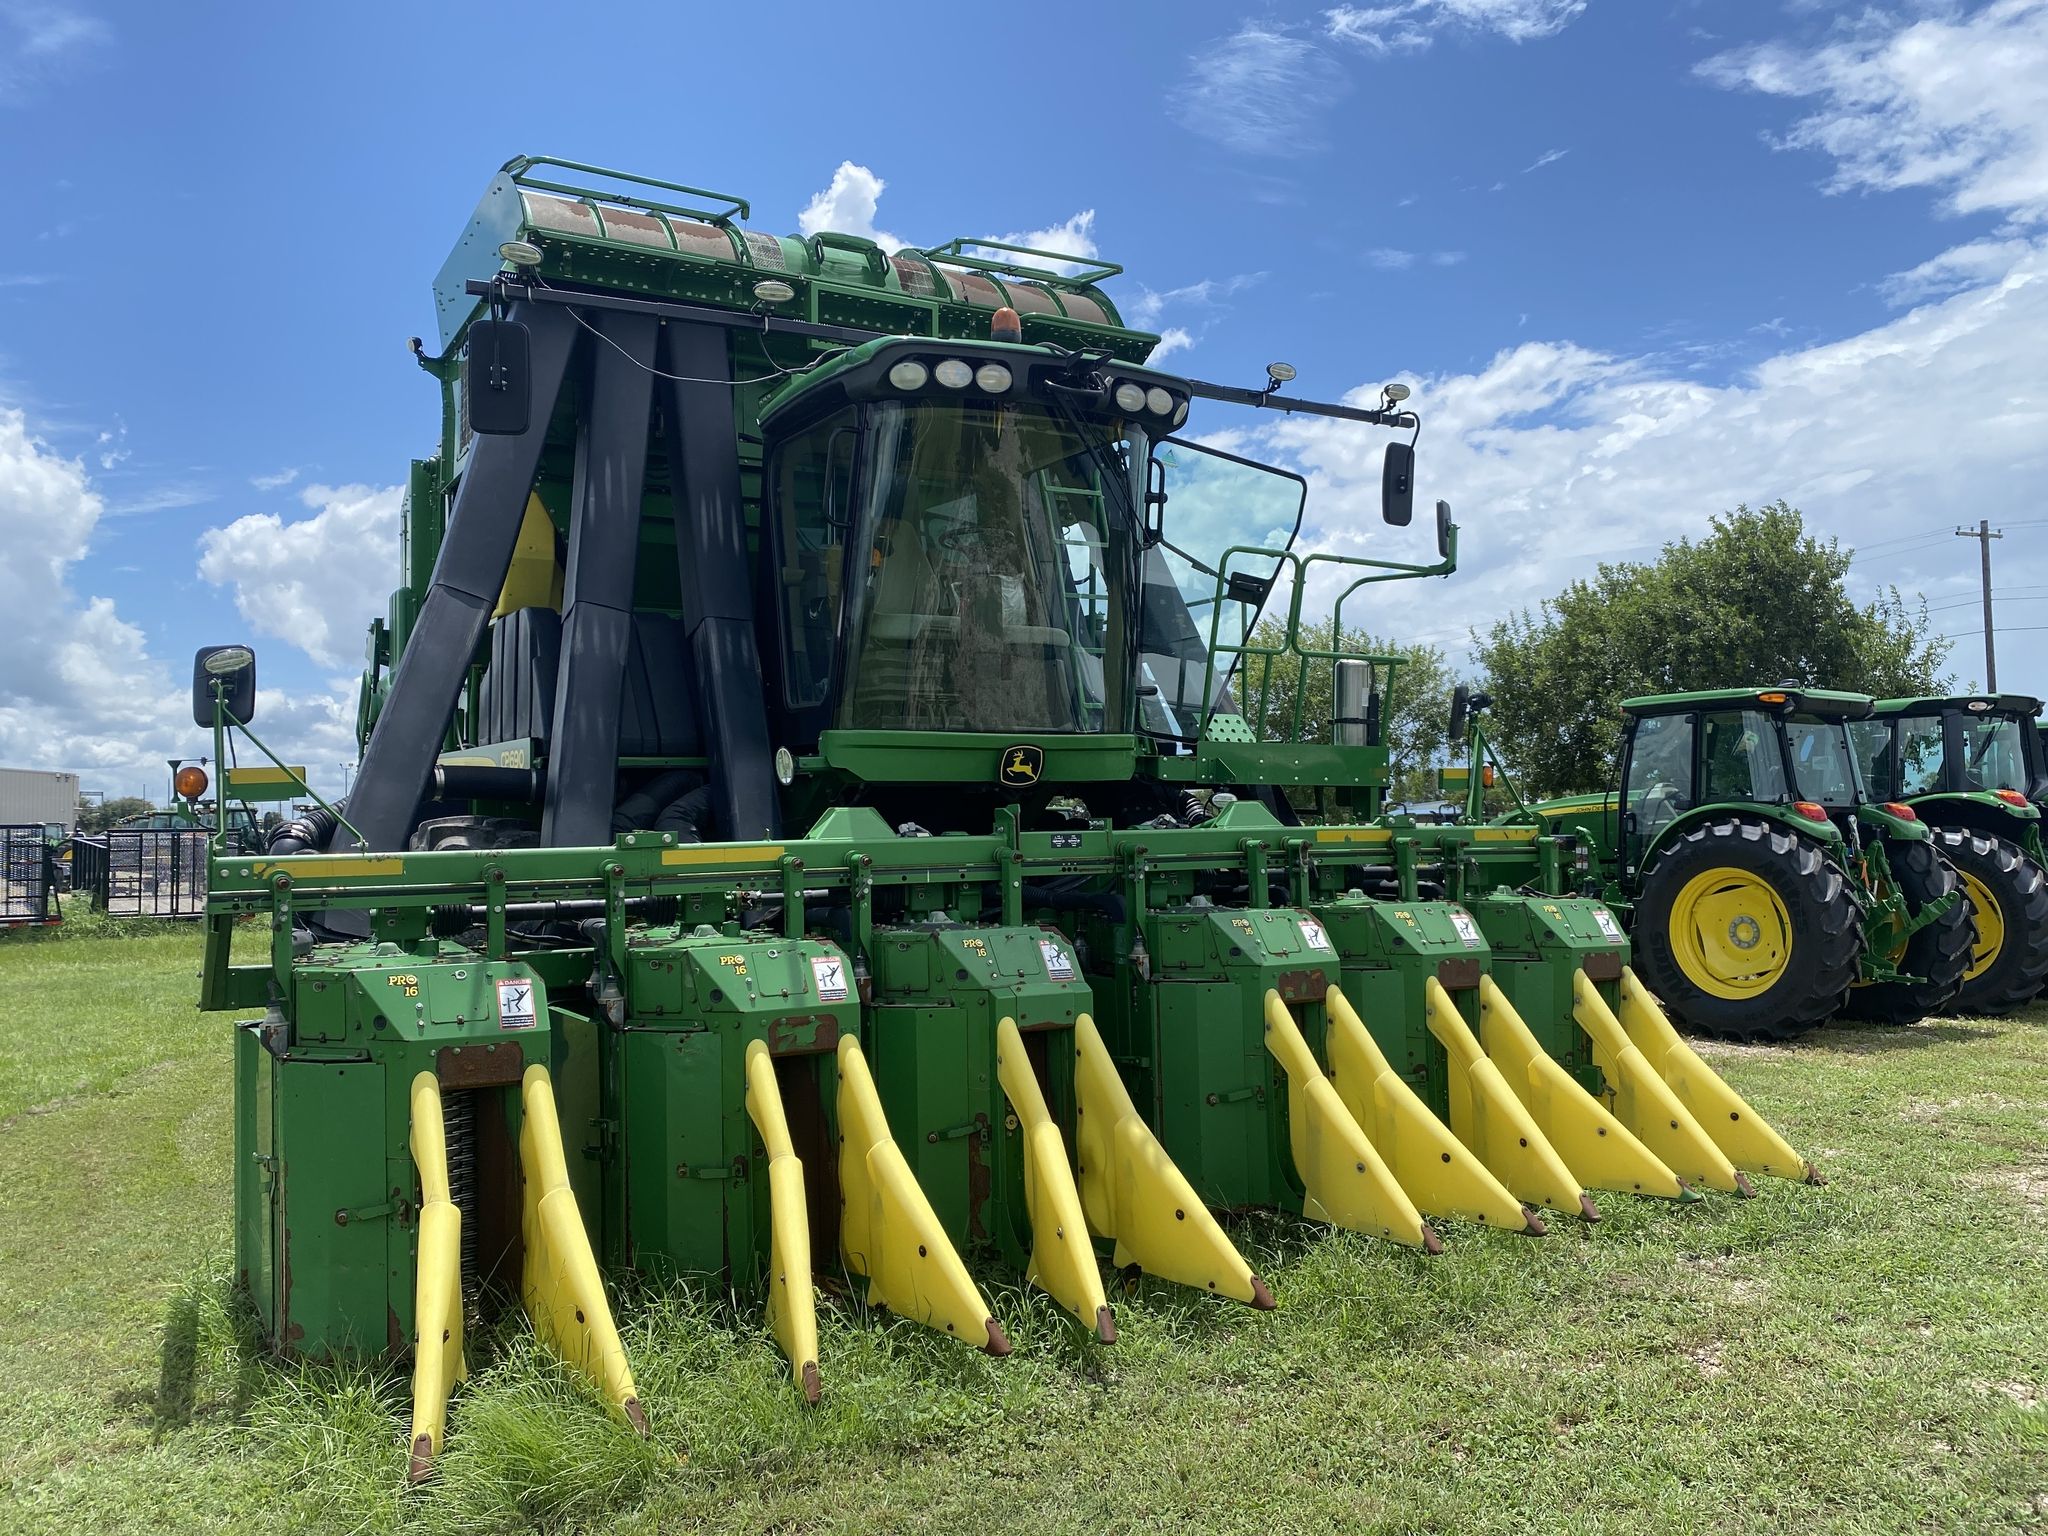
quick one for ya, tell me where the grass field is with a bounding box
[3,907,2045,1535]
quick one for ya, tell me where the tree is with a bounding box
[76,796,156,834]
[1241,615,1456,789]
[1473,502,1952,796]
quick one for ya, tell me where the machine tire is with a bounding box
[1635,817,1862,1043]
[1930,829,2048,1016]
[1838,837,1973,1025]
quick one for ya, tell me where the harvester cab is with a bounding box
[197,156,1817,1476]
[1849,695,2048,1013]
[1534,688,1969,1040]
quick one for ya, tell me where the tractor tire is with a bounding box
[1634,817,1863,1043]
[1931,829,2048,1016]
[1838,837,1974,1025]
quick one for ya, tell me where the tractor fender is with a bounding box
[1639,802,1842,879]
[1856,803,1931,841]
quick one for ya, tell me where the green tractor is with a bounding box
[195,156,1816,1475]
[1527,688,1971,1041]
[1849,695,2048,1014]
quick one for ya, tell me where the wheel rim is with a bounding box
[1959,869,2005,983]
[1669,867,1794,1000]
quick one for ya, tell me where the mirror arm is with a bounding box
[1182,377,1418,430]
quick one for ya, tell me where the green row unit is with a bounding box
[234,945,551,1358]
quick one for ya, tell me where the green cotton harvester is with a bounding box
[194,157,1818,1478]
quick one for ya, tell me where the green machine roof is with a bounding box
[1621,687,1876,720]
[1871,693,2045,720]
[432,155,1156,362]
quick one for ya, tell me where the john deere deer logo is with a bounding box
[998,744,1044,787]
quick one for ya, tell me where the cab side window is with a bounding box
[1625,714,1694,840]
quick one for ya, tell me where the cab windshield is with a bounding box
[1959,715,2029,794]
[1784,716,1863,807]
[837,401,1136,733]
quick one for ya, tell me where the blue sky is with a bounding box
[3,1,2045,796]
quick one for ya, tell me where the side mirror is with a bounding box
[464,317,531,435]
[193,645,257,728]
[1448,683,1470,747]
[1435,499,1454,560]
[1381,442,1414,526]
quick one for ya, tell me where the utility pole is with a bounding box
[1955,519,2004,689]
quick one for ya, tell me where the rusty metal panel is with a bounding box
[598,205,675,250]
[1054,290,1109,325]
[1004,282,1058,315]
[668,218,738,261]
[947,268,1005,309]
[520,193,600,239]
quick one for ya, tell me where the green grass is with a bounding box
[2,917,2044,1535]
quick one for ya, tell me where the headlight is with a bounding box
[934,358,973,389]
[1145,386,1174,416]
[887,359,929,391]
[1171,397,1189,427]
[974,362,1013,394]
[1113,381,1146,413]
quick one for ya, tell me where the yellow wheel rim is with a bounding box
[1669,867,1794,1000]
[1960,869,2005,983]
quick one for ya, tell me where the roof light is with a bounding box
[990,306,1022,344]
[1113,381,1147,413]
[1383,382,1411,402]
[1145,386,1174,416]
[974,362,1013,394]
[1995,788,2031,807]
[203,646,254,676]
[1793,801,1830,822]
[1171,397,1189,427]
[1758,691,1788,705]
[1882,802,1919,821]
[1264,362,1296,391]
[1967,699,1992,711]
[498,240,544,268]
[174,764,209,800]
[934,359,973,389]
[887,359,930,391]
[752,278,796,304]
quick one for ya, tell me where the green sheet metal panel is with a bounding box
[1466,894,1630,1095]
[274,1056,388,1358]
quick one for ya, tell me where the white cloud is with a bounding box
[1172,24,1349,155]
[197,481,400,669]
[250,466,299,491]
[0,408,192,784]
[1367,247,1417,269]
[1327,0,1585,53]
[797,162,908,253]
[1149,326,1196,362]
[1431,250,1468,266]
[1253,250,2048,661]
[1699,0,2048,225]
[1523,147,1569,173]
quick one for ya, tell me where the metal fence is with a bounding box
[1,825,58,925]
[71,828,211,918]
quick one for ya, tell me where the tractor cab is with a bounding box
[1616,687,1880,874]
[1853,695,2048,810]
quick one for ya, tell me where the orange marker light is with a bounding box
[1995,789,2031,807]
[1758,692,1788,705]
[990,306,1022,344]
[1793,801,1829,822]
[174,764,209,800]
[1882,802,1918,821]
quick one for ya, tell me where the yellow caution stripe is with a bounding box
[520,1065,647,1435]
[1572,972,1743,1194]
[406,1073,467,1484]
[1619,968,1820,1185]
[1263,992,1441,1250]
[743,1040,823,1400]
[996,1020,1114,1342]
[1073,1014,1273,1309]
[837,1035,1010,1353]
[1324,986,1543,1234]
[1426,978,1596,1219]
